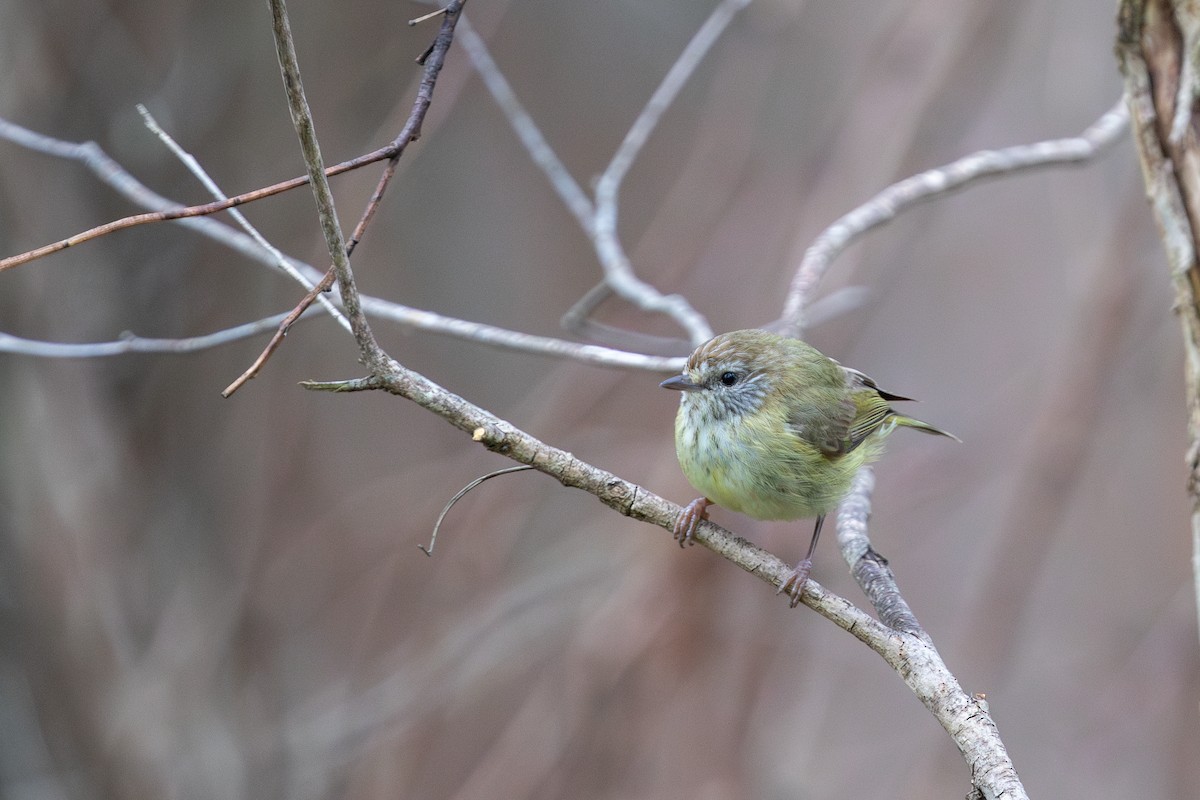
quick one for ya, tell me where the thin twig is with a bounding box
[222,271,337,396]
[0,314,304,357]
[595,0,751,199]
[0,146,387,273]
[777,97,1131,335]
[421,465,534,556]
[344,0,466,251]
[409,6,447,27]
[560,283,693,355]
[0,116,319,276]
[2,33,472,279]
[137,104,349,332]
[454,16,594,231]
[358,296,685,370]
[560,282,614,336]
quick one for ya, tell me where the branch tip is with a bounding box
[409,7,447,26]
[298,378,375,393]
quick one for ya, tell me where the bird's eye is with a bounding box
[720,371,740,386]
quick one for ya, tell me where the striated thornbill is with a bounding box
[661,328,956,606]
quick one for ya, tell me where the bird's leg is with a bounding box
[673,497,712,547]
[778,513,824,608]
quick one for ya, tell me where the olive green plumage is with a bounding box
[664,328,956,523]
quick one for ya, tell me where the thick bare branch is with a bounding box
[1118,0,1200,644]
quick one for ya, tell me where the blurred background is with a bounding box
[0,1,1194,798]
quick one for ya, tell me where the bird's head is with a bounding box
[660,330,780,422]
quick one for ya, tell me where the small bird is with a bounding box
[661,328,956,606]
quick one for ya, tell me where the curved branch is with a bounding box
[777,97,1131,335]
[457,11,716,346]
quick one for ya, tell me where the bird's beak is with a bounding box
[660,374,703,392]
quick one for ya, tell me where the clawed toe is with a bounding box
[777,558,812,608]
[673,497,712,546]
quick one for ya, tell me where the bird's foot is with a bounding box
[673,497,712,547]
[777,558,812,608]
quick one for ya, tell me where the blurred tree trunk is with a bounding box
[1118,0,1200,639]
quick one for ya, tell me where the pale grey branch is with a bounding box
[779,97,1131,335]
[458,10,719,345]
[0,315,300,357]
[0,118,678,371]
[136,104,349,332]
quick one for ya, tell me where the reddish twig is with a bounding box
[1,4,464,278]
[0,149,366,273]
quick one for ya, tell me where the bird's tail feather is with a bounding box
[894,414,961,442]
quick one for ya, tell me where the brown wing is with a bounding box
[787,393,857,456]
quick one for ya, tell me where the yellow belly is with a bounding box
[674,410,882,521]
